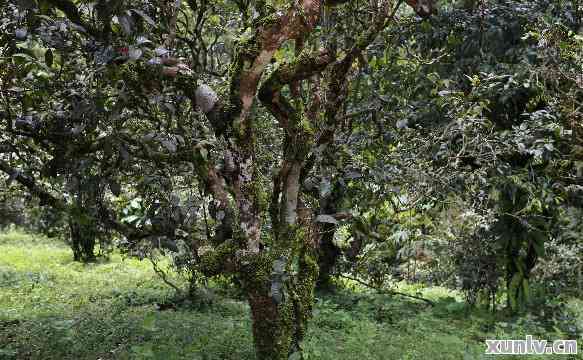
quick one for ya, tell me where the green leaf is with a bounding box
[521,278,530,301]
[44,48,53,67]
[199,148,208,160]
[118,15,133,35]
[532,232,545,257]
[288,351,302,360]
[122,215,140,223]
[132,9,156,27]
[315,214,338,224]
[12,53,35,63]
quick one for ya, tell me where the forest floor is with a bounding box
[0,230,581,359]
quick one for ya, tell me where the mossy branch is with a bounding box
[199,241,237,276]
[259,49,335,128]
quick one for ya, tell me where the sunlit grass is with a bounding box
[0,231,580,359]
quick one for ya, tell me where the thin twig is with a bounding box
[149,257,183,295]
[337,274,435,306]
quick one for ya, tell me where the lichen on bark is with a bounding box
[238,223,319,360]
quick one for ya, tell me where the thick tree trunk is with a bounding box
[244,246,318,360]
[248,291,297,360]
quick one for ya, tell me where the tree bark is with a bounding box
[242,224,318,360]
[317,225,340,290]
[69,215,96,262]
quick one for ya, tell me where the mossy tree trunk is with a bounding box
[179,2,429,358]
[67,0,421,355]
[242,238,318,360]
[190,3,331,356]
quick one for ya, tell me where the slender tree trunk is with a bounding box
[317,224,340,290]
[504,217,539,311]
[505,243,519,309]
[69,216,96,262]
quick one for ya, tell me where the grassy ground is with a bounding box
[0,230,581,359]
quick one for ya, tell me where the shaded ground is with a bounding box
[0,231,581,359]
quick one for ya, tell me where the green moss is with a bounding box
[225,35,261,123]
[254,178,270,213]
[236,250,298,359]
[199,241,237,276]
[271,224,320,353]
[274,298,295,358]
[239,252,272,290]
[294,246,319,340]
[252,11,280,29]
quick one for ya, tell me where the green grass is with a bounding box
[0,231,581,359]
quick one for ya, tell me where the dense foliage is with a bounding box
[0,0,581,358]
